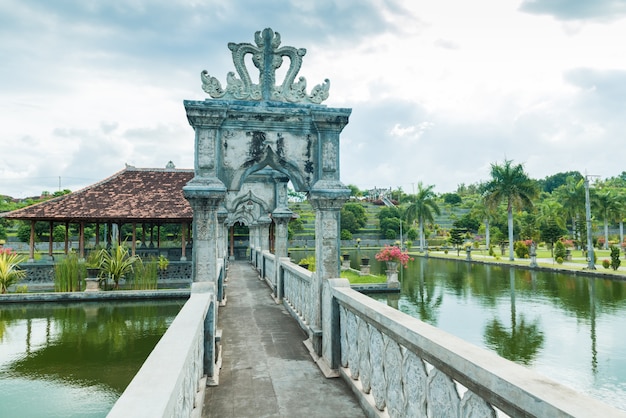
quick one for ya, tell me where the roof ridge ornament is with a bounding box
[201,28,330,104]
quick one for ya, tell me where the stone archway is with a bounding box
[183,27,352,286]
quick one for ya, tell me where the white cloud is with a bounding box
[1,0,626,198]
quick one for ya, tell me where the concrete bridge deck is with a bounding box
[203,261,365,418]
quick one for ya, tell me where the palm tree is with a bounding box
[537,199,567,256]
[404,182,441,252]
[482,160,538,261]
[593,188,620,250]
[555,177,586,244]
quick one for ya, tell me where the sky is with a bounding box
[1,0,626,198]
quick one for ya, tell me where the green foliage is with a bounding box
[453,213,481,233]
[610,246,621,271]
[99,245,140,289]
[131,258,158,290]
[448,228,465,255]
[341,203,368,233]
[554,240,566,261]
[556,256,564,264]
[407,227,418,241]
[385,229,397,239]
[157,255,169,271]
[340,229,353,240]
[602,259,611,269]
[514,241,529,258]
[54,251,83,292]
[298,255,316,271]
[288,217,304,239]
[0,250,27,293]
[0,224,6,240]
[53,225,66,242]
[442,192,462,205]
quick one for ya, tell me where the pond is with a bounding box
[0,300,185,417]
[353,253,626,412]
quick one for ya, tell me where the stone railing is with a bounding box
[281,260,313,329]
[322,279,625,418]
[107,266,223,418]
[260,251,276,289]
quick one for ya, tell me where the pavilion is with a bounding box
[1,163,196,261]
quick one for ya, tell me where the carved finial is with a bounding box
[201,28,330,104]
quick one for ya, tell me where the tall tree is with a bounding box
[593,188,620,249]
[554,177,586,244]
[404,182,441,251]
[482,160,538,261]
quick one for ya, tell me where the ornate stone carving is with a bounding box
[358,321,372,393]
[347,311,359,379]
[339,305,349,368]
[383,336,404,417]
[201,28,330,104]
[369,327,386,411]
[402,348,428,417]
[427,369,460,418]
[459,391,497,418]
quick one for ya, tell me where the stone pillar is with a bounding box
[272,208,292,299]
[308,186,349,355]
[217,208,228,262]
[183,178,227,284]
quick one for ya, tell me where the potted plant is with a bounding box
[375,245,412,270]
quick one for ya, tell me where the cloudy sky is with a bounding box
[1,0,626,198]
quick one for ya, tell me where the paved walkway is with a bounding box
[202,261,364,418]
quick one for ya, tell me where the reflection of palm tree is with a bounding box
[484,269,544,364]
[414,260,443,324]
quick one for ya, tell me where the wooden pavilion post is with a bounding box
[48,221,54,259]
[181,222,187,261]
[29,221,35,262]
[95,223,100,247]
[64,222,69,255]
[78,222,85,259]
[131,223,137,256]
[157,224,161,249]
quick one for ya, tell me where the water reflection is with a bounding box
[362,253,626,411]
[0,300,184,417]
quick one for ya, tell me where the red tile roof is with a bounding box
[1,167,195,223]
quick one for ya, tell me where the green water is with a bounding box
[359,255,626,412]
[0,300,185,417]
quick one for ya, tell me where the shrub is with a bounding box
[340,229,353,240]
[602,259,611,269]
[610,246,621,271]
[556,257,564,264]
[554,240,566,261]
[54,251,83,292]
[0,248,27,293]
[514,241,529,259]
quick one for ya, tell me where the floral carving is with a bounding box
[369,327,386,410]
[460,391,497,418]
[201,28,330,104]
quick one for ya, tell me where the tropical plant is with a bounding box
[483,160,538,260]
[131,257,158,290]
[593,188,621,250]
[404,182,441,252]
[554,240,566,262]
[554,177,586,244]
[0,248,27,293]
[99,244,139,289]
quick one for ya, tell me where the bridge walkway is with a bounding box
[203,261,365,418]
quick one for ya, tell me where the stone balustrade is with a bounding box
[281,260,313,329]
[323,278,625,418]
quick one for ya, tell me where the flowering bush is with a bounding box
[375,245,413,268]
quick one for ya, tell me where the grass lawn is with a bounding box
[341,269,386,284]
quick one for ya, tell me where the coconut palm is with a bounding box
[0,249,27,294]
[404,182,441,252]
[483,160,538,261]
[593,188,621,250]
[554,177,586,244]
